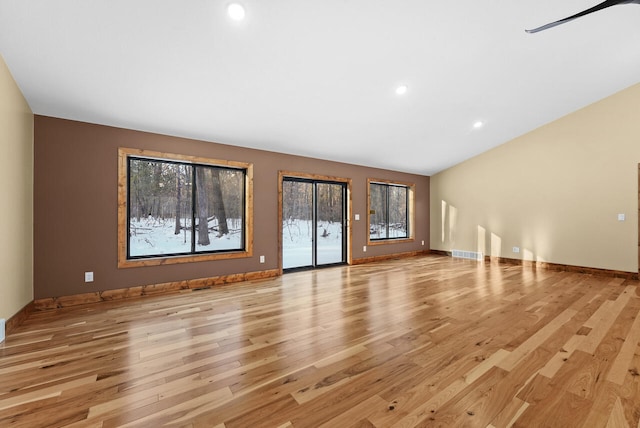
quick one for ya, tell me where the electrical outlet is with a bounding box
[512,247,520,254]
[618,213,626,221]
[259,255,265,263]
[84,271,94,282]
[421,240,425,246]
[355,214,360,221]
[363,246,367,252]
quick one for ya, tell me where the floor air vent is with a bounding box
[452,250,483,261]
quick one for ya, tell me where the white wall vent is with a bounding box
[452,249,483,261]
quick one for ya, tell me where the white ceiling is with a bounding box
[1,0,640,175]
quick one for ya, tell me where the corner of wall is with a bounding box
[0,54,34,322]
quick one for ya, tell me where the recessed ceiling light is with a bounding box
[473,121,484,129]
[227,3,246,21]
[395,85,408,95]
[395,84,408,95]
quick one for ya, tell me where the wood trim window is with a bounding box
[278,171,353,272]
[118,148,253,268]
[367,178,415,246]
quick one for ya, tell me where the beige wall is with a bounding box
[0,55,34,320]
[431,83,640,273]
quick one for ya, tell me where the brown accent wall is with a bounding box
[34,116,429,299]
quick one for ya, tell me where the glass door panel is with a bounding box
[282,180,313,270]
[316,182,345,266]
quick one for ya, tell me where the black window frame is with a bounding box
[126,157,247,260]
[368,180,412,243]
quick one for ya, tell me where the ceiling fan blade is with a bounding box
[526,0,639,33]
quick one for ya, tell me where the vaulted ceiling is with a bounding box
[1,0,639,175]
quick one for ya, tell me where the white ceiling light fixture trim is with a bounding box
[395,84,408,95]
[227,3,246,21]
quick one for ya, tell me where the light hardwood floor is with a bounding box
[2,255,640,427]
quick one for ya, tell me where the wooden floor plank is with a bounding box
[607,300,640,385]
[1,255,639,427]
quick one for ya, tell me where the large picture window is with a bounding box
[368,179,414,243]
[118,148,253,267]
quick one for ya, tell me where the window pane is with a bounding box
[128,158,245,259]
[194,166,244,252]
[128,159,193,257]
[388,186,408,238]
[369,183,387,239]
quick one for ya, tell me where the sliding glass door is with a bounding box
[282,178,346,271]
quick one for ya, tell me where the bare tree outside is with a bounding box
[210,168,229,236]
[196,167,210,246]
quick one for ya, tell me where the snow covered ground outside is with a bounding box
[369,223,408,240]
[282,220,343,268]
[129,217,241,256]
[129,217,343,266]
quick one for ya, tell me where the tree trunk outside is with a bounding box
[152,162,162,218]
[196,167,210,246]
[174,170,181,235]
[211,169,229,236]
